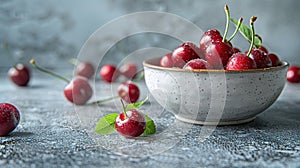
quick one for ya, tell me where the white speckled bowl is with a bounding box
[143,57,289,125]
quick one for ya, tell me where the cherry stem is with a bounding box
[68,58,80,66]
[30,59,70,83]
[2,42,16,65]
[227,18,243,42]
[222,4,230,42]
[246,16,257,56]
[132,70,144,83]
[120,99,127,119]
[91,95,119,105]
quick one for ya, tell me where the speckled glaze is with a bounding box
[143,58,289,125]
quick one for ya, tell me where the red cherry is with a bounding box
[100,64,120,83]
[205,40,233,69]
[76,62,94,79]
[287,66,300,83]
[233,47,241,53]
[199,29,223,53]
[226,53,257,70]
[172,42,202,68]
[0,103,20,136]
[115,109,146,138]
[249,49,272,68]
[268,53,280,67]
[118,81,140,103]
[119,63,137,79]
[64,76,93,105]
[8,64,30,86]
[183,59,207,70]
[160,53,173,68]
[258,45,268,54]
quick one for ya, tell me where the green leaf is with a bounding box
[230,18,262,48]
[94,113,118,135]
[125,96,149,111]
[143,115,156,135]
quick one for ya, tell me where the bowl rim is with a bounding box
[143,57,289,73]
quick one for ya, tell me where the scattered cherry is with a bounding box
[115,107,146,138]
[268,53,280,67]
[119,63,137,79]
[287,66,300,83]
[118,81,140,103]
[64,76,93,105]
[76,61,95,79]
[160,53,173,68]
[172,42,201,68]
[0,103,20,136]
[183,58,208,70]
[30,59,93,105]
[100,64,119,83]
[248,49,272,68]
[8,64,30,87]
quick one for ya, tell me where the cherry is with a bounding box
[248,49,272,68]
[118,81,140,103]
[205,40,233,69]
[119,63,137,79]
[268,53,280,67]
[183,58,208,70]
[199,29,223,54]
[8,64,30,86]
[226,53,257,70]
[287,66,300,83]
[233,47,241,53]
[100,64,120,83]
[64,76,93,105]
[30,59,93,105]
[172,42,201,68]
[0,103,20,136]
[160,52,173,68]
[115,108,146,138]
[75,62,95,79]
[258,45,268,54]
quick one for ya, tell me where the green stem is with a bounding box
[246,16,257,56]
[91,95,119,104]
[222,5,230,42]
[120,99,127,119]
[30,59,70,83]
[132,70,144,83]
[68,58,80,66]
[2,42,16,65]
[227,18,243,42]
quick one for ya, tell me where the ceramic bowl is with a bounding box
[143,57,289,125]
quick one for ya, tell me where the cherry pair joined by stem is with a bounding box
[30,59,93,105]
[200,6,242,69]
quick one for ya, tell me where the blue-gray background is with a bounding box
[1,0,299,68]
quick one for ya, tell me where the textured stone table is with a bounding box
[0,70,300,168]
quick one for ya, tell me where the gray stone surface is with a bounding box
[0,70,300,168]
